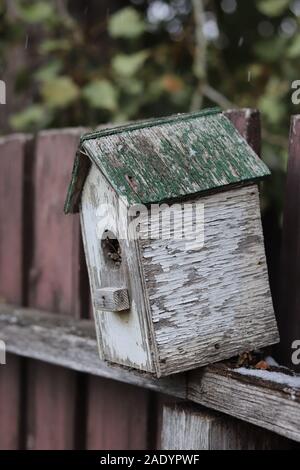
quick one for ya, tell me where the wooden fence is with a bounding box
[0,109,299,450]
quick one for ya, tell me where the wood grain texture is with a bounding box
[94,288,130,312]
[29,129,86,316]
[86,377,150,450]
[27,129,85,450]
[0,354,21,449]
[0,304,186,397]
[188,364,300,443]
[277,115,300,371]
[139,185,278,376]
[161,403,291,450]
[1,303,299,443]
[81,166,157,449]
[0,134,31,449]
[0,134,31,304]
[225,109,261,157]
[81,166,153,372]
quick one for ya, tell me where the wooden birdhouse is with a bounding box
[65,108,279,377]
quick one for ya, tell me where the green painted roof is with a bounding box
[65,108,270,213]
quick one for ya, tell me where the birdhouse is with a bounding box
[65,108,279,377]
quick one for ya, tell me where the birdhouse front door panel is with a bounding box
[80,165,154,373]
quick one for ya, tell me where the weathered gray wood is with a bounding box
[188,364,300,443]
[81,166,154,372]
[0,303,185,397]
[139,184,278,376]
[82,167,277,377]
[94,288,130,312]
[161,403,291,450]
[0,303,299,442]
[277,115,300,371]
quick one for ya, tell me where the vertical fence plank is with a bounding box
[26,129,86,450]
[224,109,261,156]
[277,115,300,371]
[152,394,181,450]
[161,404,292,450]
[0,135,31,449]
[86,377,150,450]
[85,277,151,450]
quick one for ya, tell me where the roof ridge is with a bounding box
[80,107,221,143]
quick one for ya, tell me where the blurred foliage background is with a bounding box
[0,0,299,239]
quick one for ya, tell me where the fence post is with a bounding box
[277,115,300,371]
[25,129,87,450]
[224,109,261,156]
[0,135,32,449]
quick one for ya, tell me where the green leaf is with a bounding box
[34,61,63,82]
[10,105,50,131]
[82,80,118,111]
[41,76,80,108]
[258,78,289,125]
[117,78,143,95]
[254,37,287,62]
[112,51,149,77]
[256,0,290,17]
[39,39,71,54]
[16,1,55,23]
[287,35,300,58]
[259,94,286,125]
[108,7,145,39]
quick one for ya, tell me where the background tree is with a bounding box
[1,0,299,256]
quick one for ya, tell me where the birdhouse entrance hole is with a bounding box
[101,230,122,268]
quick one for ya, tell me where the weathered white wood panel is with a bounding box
[139,185,278,376]
[80,165,154,372]
[161,404,290,450]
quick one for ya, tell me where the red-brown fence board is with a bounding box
[0,355,21,449]
[225,109,261,156]
[278,115,300,371]
[26,130,85,449]
[26,362,76,449]
[0,135,29,304]
[0,135,31,449]
[86,377,150,450]
[28,130,85,317]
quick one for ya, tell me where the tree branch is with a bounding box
[190,0,207,111]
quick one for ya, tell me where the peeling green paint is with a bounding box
[64,108,270,213]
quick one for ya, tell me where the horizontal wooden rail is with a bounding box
[0,303,186,397]
[0,303,300,443]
